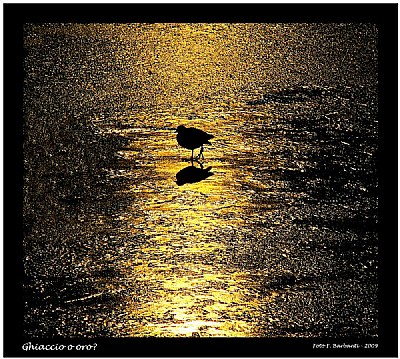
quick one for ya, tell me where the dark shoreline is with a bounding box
[22,25,133,337]
[23,109,131,336]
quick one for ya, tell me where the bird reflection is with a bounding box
[175,161,214,186]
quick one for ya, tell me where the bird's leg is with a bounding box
[194,146,205,161]
[194,148,200,160]
[199,145,205,160]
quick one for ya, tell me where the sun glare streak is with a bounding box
[110,106,272,336]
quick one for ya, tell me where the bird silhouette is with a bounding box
[176,125,214,161]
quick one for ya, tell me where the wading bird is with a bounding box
[176,125,214,161]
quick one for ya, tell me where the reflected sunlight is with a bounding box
[101,23,281,337]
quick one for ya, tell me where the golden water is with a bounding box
[24,23,378,338]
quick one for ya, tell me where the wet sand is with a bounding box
[23,23,378,338]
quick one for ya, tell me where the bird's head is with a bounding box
[176,125,186,133]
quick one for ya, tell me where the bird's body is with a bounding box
[176,125,214,160]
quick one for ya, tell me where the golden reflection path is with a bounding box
[107,111,280,337]
[102,23,282,337]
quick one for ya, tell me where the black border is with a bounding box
[3,3,398,357]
